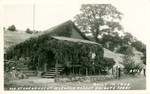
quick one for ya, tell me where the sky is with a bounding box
[3,0,150,44]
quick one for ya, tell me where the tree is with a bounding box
[120,46,135,74]
[132,40,146,65]
[102,32,123,51]
[122,32,135,46]
[132,40,146,52]
[8,25,16,31]
[74,4,123,43]
[102,57,116,69]
[25,28,33,34]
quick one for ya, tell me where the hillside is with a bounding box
[4,29,32,51]
[104,48,144,68]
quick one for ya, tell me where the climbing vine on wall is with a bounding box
[5,33,106,71]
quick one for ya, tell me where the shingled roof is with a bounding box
[32,20,89,40]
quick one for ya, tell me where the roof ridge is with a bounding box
[44,20,72,31]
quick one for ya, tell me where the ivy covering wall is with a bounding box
[5,32,105,71]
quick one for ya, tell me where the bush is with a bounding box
[54,75,114,83]
[8,25,16,31]
[102,57,116,69]
[25,28,33,34]
[4,61,17,72]
[121,60,135,74]
[120,46,136,74]
[4,70,27,81]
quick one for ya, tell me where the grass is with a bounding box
[104,48,144,67]
[4,29,32,51]
[4,75,146,90]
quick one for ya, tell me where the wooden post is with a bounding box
[118,68,121,78]
[86,67,88,76]
[116,66,118,79]
[131,68,133,74]
[144,68,146,76]
[44,63,47,72]
[73,67,74,74]
[55,61,58,76]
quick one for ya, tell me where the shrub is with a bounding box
[54,75,114,83]
[4,61,17,72]
[4,70,27,81]
[102,57,116,69]
[7,25,16,31]
[120,46,136,74]
[25,28,33,34]
[120,59,135,74]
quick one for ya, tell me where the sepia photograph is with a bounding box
[0,0,149,93]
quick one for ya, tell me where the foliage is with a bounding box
[4,61,27,81]
[73,4,138,53]
[54,75,114,83]
[124,46,134,56]
[5,33,104,71]
[25,28,33,34]
[123,32,134,44]
[102,57,116,69]
[141,51,146,65]
[7,25,16,31]
[4,70,27,81]
[120,56,135,74]
[74,4,146,57]
[132,40,146,52]
[120,46,135,74]
[46,21,73,37]
[4,61,17,72]
[132,40,146,65]
[101,32,122,51]
[74,4,123,43]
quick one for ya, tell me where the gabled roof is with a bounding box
[31,20,89,40]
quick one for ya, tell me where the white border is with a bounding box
[0,0,150,94]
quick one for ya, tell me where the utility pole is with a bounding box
[33,4,35,33]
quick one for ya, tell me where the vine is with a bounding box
[5,34,108,71]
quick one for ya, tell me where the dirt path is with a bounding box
[4,76,146,90]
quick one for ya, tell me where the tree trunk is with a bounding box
[44,63,47,72]
[94,29,100,43]
[79,67,80,75]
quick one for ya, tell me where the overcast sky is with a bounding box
[3,0,150,43]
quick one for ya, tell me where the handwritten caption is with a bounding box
[9,83,131,90]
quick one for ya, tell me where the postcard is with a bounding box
[0,0,149,94]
